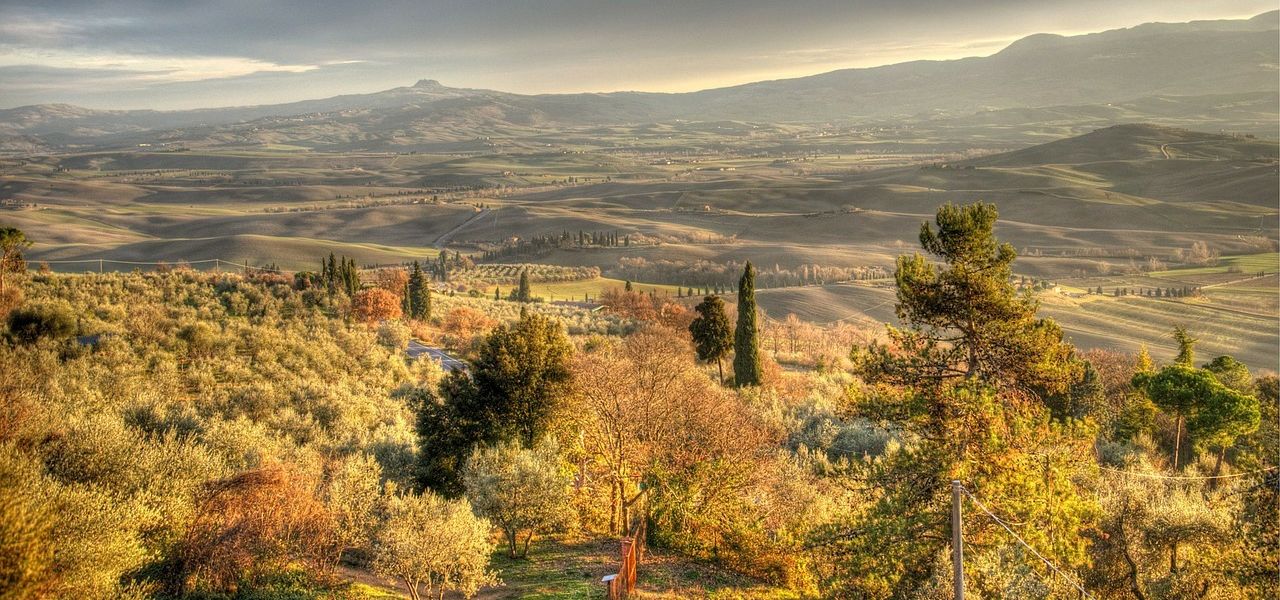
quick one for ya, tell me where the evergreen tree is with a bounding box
[831,203,1092,596]
[1051,360,1103,421]
[1133,329,1258,474]
[732,262,762,387]
[865,202,1077,393]
[1203,355,1253,393]
[342,257,360,296]
[1173,325,1196,367]
[1135,344,1154,373]
[516,269,532,302]
[689,295,733,384]
[624,280,633,292]
[407,261,431,320]
[471,312,575,447]
[326,253,338,295]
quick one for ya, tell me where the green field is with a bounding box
[1149,252,1278,278]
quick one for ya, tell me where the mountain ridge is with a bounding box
[1,11,1275,150]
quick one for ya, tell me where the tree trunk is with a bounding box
[522,531,534,557]
[1170,414,1183,574]
[1172,414,1183,471]
[716,357,723,385]
[404,576,421,600]
[1118,510,1147,600]
[507,529,519,558]
[1210,446,1226,491]
[609,477,620,534]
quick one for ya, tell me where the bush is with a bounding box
[376,319,411,351]
[0,449,55,600]
[463,439,572,558]
[371,490,496,600]
[166,463,334,596]
[5,303,75,344]
[352,289,402,322]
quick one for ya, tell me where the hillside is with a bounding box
[967,124,1279,166]
[1,12,1275,151]
[4,122,1274,369]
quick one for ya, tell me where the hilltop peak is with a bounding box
[1249,10,1279,25]
[998,32,1066,54]
[413,79,445,89]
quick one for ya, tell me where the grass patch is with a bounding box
[1150,252,1279,278]
[479,277,682,302]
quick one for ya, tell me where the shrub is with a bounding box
[0,449,55,600]
[5,302,76,344]
[166,463,334,596]
[463,439,572,558]
[371,490,496,600]
[352,288,402,322]
[376,319,411,351]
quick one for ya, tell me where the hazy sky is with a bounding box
[0,0,1274,110]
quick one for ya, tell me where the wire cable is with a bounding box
[1097,465,1277,480]
[30,258,294,273]
[960,485,1096,600]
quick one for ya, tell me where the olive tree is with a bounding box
[325,454,384,566]
[463,439,571,558]
[371,490,496,600]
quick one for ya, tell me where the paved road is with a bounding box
[406,339,469,372]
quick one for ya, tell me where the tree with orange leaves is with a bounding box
[352,288,402,322]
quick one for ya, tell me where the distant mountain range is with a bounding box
[2,11,1275,151]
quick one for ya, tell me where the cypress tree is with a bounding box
[326,253,338,294]
[341,257,359,296]
[517,269,532,302]
[733,262,763,387]
[408,261,431,320]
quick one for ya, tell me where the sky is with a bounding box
[0,0,1274,110]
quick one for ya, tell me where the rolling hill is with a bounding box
[1,12,1275,151]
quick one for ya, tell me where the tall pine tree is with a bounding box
[732,262,762,387]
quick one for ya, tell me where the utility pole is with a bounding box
[952,480,965,600]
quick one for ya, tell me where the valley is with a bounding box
[2,6,1277,600]
[4,120,1275,368]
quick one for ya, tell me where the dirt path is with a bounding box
[1159,140,1211,159]
[432,208,489,249]
[1198,272,1272,290]
[339,565,510,600]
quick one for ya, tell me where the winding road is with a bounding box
[406,339,469,372]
